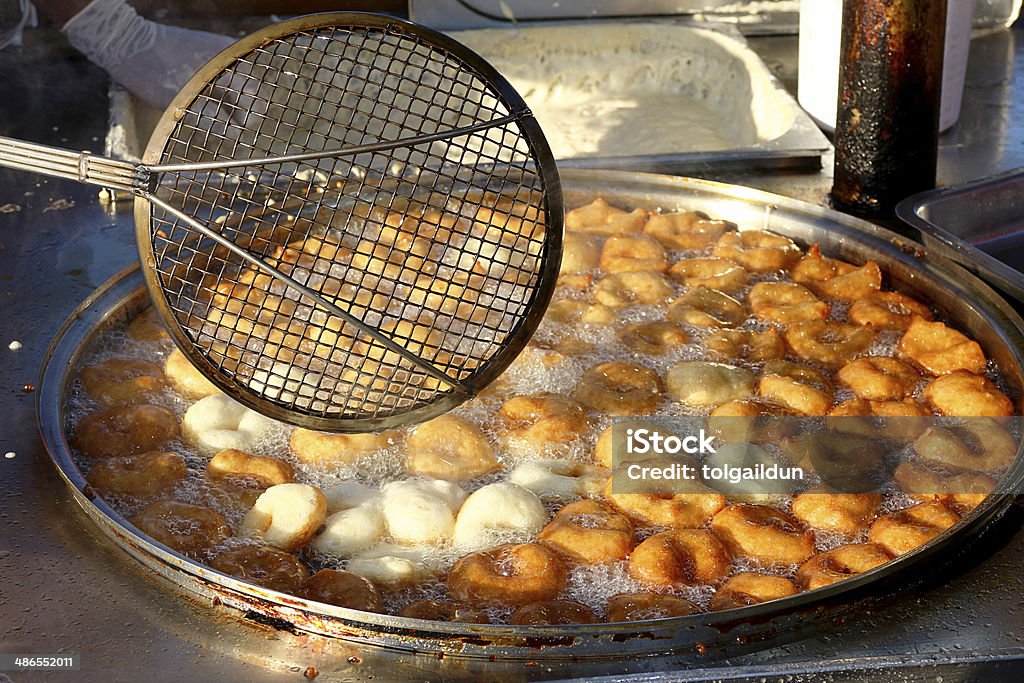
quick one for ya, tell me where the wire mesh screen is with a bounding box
[140,16,559,430]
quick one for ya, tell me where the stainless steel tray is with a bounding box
[104,22,830,175]
[38,169,1024,661]
[897,167,1024,304]
[409,0,802,35]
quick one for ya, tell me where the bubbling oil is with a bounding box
[61,195,1017,626]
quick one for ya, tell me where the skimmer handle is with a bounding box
[0,136,141,192]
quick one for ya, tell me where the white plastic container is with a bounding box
[798,0,977,133]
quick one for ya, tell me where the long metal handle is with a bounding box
[0,136,141,192]
[148,113,523,173]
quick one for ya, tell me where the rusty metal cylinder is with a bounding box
[831,0,947,218]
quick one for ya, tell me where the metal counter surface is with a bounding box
[2,25,1024,683]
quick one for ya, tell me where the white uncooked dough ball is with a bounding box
[452,482,547,552]
[322,481,380,514]
[380,478,466,545]
[507,459,608,500]
[312,481,385,557]
[240,482,327,551]
[182,394,277,455]
[346,543,436,589]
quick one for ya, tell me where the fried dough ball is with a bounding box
[619,321,689,355]
[131,500,230,558]
[668,257,749,292]
[712,230,801,272]
[707,399,796,444]
[748,282,830,324]
[380,205,462,246]
[913,419,1016,472]
[790,486,882,535]
[341,317,454,394]
[497,393,589,448]
[709,573,799,611]
[574,361,664,416]
[80,358,165,406]
[790,244,856,283]
[447,543,568,606]
[561,232,603,275]
[602,471,726,528]
[565,197,647,235]
[665,361,755,409]
[849,291,932,331]
[538,499,633,565]
[348,235,438,283]
[644,210,730,249]
[867,501,960,556]
[406,414,500,482]
[299,569,383,612]
[452,482,547,552]
[593,419,678,468]
[668,287,746,328]
[704,328,786,363]
[898,317,986,375]
[209,545,310,594]
[164,348,220,399]
[381,478,466,545]
[546,298,617,325]
[922,371,1014,417]
[784,320,875,368]
[511,600,599,625]
[827,397,931,442]
[837,356,920,401]
[711,504,815,566]
[398,600,491,623]
[466,204,545,279]
[86,451,187,500]
[606,593,700,621]
[758,360,833,415]
[795,543,892,590]
[127,307,171,343]
[406,270,488,322]
[702,443,797,503]
[202,289,306,365]
[600,234,668,273]
[206,449,294,488]
[202,481,263,515]
[312,486,385,558]
[241,483,328,552]
[830,399,930,418]
[780,432,886,491]
[558,273,595,291]
[290,428,399,467]
[507,459,608,500]
[593,272,675,308]
[73,404,181,458]
[893,462,997,511]
[628,529,731,588]
[346,544,437,589]
[791,245,882,300]
[182,394,277,456]
[530,336,589,364]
